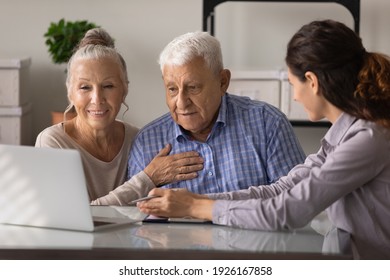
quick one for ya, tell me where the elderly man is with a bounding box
[127,31,305,194]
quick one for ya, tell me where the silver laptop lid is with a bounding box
[0,144,94,231]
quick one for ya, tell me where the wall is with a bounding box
[0,0,202,143]
[0,0,389,152]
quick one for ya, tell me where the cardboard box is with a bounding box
[0,58,31,106]
[228,70,281,109]
[0,103,32,145]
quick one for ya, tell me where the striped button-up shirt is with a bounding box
[210,113,390,259]
[127,94,305,194]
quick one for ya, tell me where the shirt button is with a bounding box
[208,171,213,176]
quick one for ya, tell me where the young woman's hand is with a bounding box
[137,188,213,221]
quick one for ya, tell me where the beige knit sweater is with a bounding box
[35,121,155,205]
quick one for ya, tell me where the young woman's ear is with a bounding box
[305,71,319,95]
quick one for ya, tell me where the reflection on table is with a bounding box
[0,206,351,259]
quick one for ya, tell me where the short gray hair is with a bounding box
[158,31,224,75]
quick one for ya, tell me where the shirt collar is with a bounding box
[174,94,228,141]
[216,94,228,126]
[322,113,357,147]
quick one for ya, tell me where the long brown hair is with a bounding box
[286,20,390,128]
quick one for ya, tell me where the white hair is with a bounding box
[64,28,129,117]
[158,31,224,75]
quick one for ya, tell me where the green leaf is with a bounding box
[43,18,99,64]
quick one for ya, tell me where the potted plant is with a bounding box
[44,18,98,124]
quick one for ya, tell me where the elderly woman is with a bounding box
[35,28,203,205]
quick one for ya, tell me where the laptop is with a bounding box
[0,144,137,232]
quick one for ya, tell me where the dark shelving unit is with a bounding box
[202,0,360,127]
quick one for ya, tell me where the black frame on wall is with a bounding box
[203,0,360,35]
[202,0,360,127]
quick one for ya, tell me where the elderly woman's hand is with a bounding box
[144,144,204,186]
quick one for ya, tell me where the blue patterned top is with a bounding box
[127,94,305,194]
